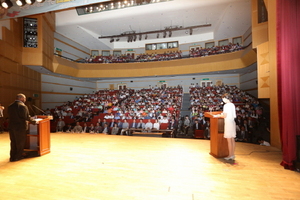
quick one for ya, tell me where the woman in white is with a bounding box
[214,93,236,160]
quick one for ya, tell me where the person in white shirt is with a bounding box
[144,119,153,132]
[153,119,160,130]
[257,137,271,146]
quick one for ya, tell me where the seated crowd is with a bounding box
[189,43,243,57]
[83,42,243,64]
[86,51,182,64]
[135,51,182,62]
[47,83,268,143]
[189,84,265,143]
[50,86,183,136]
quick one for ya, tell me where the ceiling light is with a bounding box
[145,34,148,39]
[36,0,45,2]
[1,0,13,8]
[16,0,26,6]
[25,0,35,4]
[157,33,159,38]
[169,31,172,37]
[163,31,166,38]
[110,38,114,43]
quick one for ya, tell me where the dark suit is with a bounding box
[8,100,35,161]
[193,122,202,130]
[168,120,178,138]
[130,122,138,128]
[109,121,116,128]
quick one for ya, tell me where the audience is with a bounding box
[47,83,268,144]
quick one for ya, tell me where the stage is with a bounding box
[0,132,299,200]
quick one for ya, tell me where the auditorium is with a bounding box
[0,0,299,199]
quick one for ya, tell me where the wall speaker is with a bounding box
[70,87,73,91]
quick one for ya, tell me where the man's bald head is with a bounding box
[16,94,26,103]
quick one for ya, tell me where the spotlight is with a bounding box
[133,35,137,42]
[163,31,166,38]
[116,38,120,41]
[169,31,172,37]
[139,34,142,41]
[25,0,35,4]
[1,0,13,8]
[145,34,148,40]
[36,0,45,2]
[190,28,193,35]
[16,0,26,6]
[157,33,159,38]
[110,38,114,43]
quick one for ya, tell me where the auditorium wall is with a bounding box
[41,74,96,110]
[96,73,240,93]
[40,72,245,110]
[54,32,90,61]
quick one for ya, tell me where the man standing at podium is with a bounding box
[8,94,36,162]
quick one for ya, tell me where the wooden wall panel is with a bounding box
[257,42,270,98]
[0,18,42,116]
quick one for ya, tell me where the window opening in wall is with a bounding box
[205,42,214,49]
[102,50,110,56]
[113,51,122,56]
[146,41,178,51]
[218,39,229,47]
[91,50,99,56]
[232,37,242,46]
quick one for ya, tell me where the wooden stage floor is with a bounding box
[0,132,299,200]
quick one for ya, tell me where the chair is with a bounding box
[194,130,204,139]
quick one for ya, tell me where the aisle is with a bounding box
[180,93,191,117]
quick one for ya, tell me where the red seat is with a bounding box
[194,130,204,139]
[160,123,169,130]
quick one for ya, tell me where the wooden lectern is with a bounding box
[25,115,51,156]
[204,111,229,158]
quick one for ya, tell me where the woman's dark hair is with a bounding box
[222,93,233,102]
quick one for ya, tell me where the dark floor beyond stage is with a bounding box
[0,132,299,200]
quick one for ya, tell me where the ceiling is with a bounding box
[55,0,252,50]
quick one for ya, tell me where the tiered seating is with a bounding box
[49,86,183,136]
[189,84,264,142]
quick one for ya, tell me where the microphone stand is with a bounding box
[32,105,47,115]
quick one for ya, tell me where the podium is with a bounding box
[204,111,229,158]
[25,115,51,156]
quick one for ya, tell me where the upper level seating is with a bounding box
[81,43,243,64]
[189,43,243,58]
